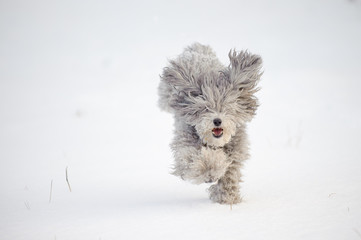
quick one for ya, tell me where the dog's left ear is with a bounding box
[227,50,263,120]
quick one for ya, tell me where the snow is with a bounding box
[1,0,361,239]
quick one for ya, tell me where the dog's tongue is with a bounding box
[213,128,223,136]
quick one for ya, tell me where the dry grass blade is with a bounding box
[66,166,72,192]
[24,201,30,210]
[49,180,53,203]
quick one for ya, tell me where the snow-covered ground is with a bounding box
[1,0,361,239]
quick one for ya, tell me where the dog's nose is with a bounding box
[213,118,222,126]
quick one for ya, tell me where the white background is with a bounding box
[1,0,361,239]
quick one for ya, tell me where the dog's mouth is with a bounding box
[212,128,223,138]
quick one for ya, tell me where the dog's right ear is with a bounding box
[228,50,263,120]
[158,60,199,113]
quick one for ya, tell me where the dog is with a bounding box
[158,43,262,204]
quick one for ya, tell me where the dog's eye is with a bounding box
[189,91,201,97]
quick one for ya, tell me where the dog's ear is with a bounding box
[158,60,200,113]
[227,50,263,120]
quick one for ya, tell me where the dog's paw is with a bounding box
[208,183,241,205]
[188,148,230,184]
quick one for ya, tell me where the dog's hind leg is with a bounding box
[208,161,242,204]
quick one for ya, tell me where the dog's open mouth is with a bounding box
[212,128,223,138]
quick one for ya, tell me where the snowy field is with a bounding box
[1,0,361,239]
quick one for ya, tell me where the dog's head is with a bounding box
[159,48,262,147]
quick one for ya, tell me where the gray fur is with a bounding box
[158,43,262,204]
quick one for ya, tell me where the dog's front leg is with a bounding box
[187,147,230,184]
[172,146,231,184]
[172,145,200,181]
[208,161,242,204]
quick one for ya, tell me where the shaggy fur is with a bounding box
[158,43,262,204]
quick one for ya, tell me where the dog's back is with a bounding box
[184,42,216,58]
[176,43,224,74]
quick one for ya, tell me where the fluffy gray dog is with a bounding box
[158,43,262,204]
